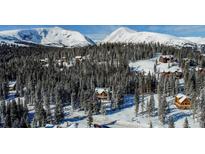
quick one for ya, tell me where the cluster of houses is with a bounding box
[159,55,192,109]
[158,55,183,79]
[40,55,87,69]
[94,86,192,110]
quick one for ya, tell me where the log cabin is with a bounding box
[95,87,111,103]
[175,93,191,109]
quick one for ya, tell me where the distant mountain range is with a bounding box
[103,27,201,48]
[0,27,95,47]
[0,26,205,50]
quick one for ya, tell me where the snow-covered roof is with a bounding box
[176,93,188,103]
[75,56,82,59]
[195,67,205,71]
[160,55,174,58]
[95,87,110,94]
[8,81,16,88]
[45,124,54,128]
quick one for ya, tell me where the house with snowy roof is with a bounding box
[95,87,111,103]
[175,93,191,109]
[8,81,16,91]
[75,56,84,63]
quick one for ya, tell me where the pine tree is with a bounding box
[87,103,93,128]
[10,100,19,127]
[150,94,155,116]
[141,94,145,113]
[149,121,153,128]
[54,94,64,124]
[183,118,189,128]
[199,89,205,128]
[71,92,75,112]
[147,94,155,117]
[158,95,166,125]
[100,104,106,115]
[168,117,175,128]
[134,89,140,117]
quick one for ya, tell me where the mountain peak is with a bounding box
[103,27,196,47]
[0,27,95,47]
[114,27,136,33]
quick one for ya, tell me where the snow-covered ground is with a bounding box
[53,94,199,128]
[3,79,198,128]
[129,54,181,75]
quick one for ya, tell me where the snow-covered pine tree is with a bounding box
[134,89,140,117]
[183,118,189,128]
[168,117,175,128]
[158,95,166,125]
[141,94,145,113]
[54,92,64,124]
[199,89,205,128]
[149,120,153,128]
[87,103,93,128]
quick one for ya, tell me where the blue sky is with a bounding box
[0,25,205,41]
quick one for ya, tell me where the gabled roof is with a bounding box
[176,93,188,103]
[95,87,110,94]
[75,56,82,59]
[160,55,174,59]
[8,81,16,88]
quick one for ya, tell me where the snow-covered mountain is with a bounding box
[103,27,197,48]
[0,27,95,47]
[181,37,205,45]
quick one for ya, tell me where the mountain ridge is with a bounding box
[102,27,199,48]
[0,27,95,47]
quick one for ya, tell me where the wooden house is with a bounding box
[175,93,191,109]
[159,55,174,63]
[95,87,111,103]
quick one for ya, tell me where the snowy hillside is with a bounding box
[0,27,95,47]
[103,27,197,48]
[181,37,205,45]
[129,54,181,75]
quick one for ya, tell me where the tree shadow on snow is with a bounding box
[168,112,192,123]
[64,116,87,122]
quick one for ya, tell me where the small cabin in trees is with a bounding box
[8,81,16,91]
[75,56,83,63]
[159,55,174,63]
[175,93,191,109]
[95,87,111,103]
